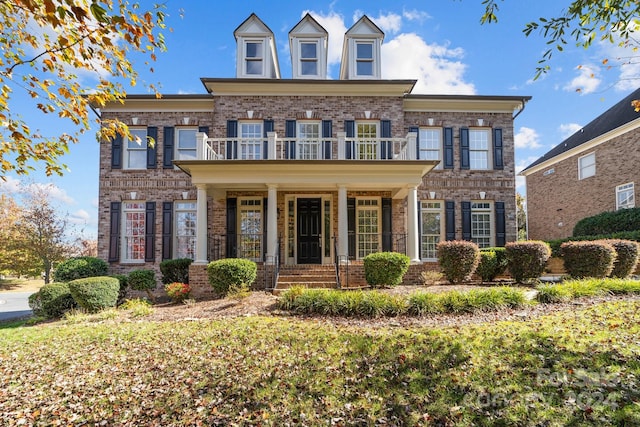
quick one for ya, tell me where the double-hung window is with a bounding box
[176,128,197,161]
[420,201,443,260]
[469,129,490,170]
[356,198,380,259]
[297,122,321,159]
[300,41,319,77]
[355,42,374,76]
[240,122,263,159]
[122,201,146,262]
[616,182,635,210]
[419,128,442,168]
[471,202,493,248]
[245,41,264,76]
[356,122,378,160]
[124,128,148,169]
[578,152,596,180]
[175,201,196,259]
[238,198,262,261]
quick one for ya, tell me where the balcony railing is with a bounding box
[196,132,418,161]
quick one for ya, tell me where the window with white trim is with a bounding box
[238,198,262,261]
[471,202,493,248]
[469,129,490,170]
[616,182,635,210]
[355,42,374,76]
[122,201,146,262]
[124,128,147,169]
[421,201,443,260]
[297,121,320,159]
[174,201,196,259]
[300,41,319,77]
[356,122,379,160]
[356,198,380,259]
[578,152,596,179]
[239,122,263,160]
[419,128,442,168]
[176,128,197,161]
[244,41,264,76]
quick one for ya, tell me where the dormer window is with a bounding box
[339,16,384,80]
[300,41,318,76]
[245,41,264,75]
[356,42,374,76]
[289,14,328,79]
[234,13,280,79]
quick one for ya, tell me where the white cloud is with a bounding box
[515,156,539,192]
[563,65,601,94]
[596,28,640,92]
[514,127,541,149]
[69,209,91,225]
[558,123,582,139]
[382,33,475,94]
[402,9,430,22]
[306,10,348,69]
[373,12,402,34]
[0,176,22,194]
[29,183,75,205]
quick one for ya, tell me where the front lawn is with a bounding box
[1,299,639,425]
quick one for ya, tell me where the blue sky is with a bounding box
[1,0,638,239]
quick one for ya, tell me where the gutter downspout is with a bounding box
[512,97,529,120]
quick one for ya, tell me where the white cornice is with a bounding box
[403,97,528,113]
[99,97,214,113]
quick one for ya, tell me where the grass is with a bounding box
[1,298,639,425]
[537,278,640,303]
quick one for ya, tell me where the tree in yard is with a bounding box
[0,0,168,177]
[0,193,41,277]
[516,192,527,241]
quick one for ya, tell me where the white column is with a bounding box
[406,131,417,160]
[196,132,206,160]
[267,131,277,160]
[407,185,420,263]
[338,185,348,262]
[266,184,278,262]
[194,185,209,265]
[337,131,346,160]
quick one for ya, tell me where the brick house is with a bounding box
[521,87,640,241]
[95,13,530,296]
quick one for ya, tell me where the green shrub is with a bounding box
[476,247,509,282]
[573,207,640,236]
[128,269,157,301]
[561,241,616,278]
[605,239,640,278]
[68,276,119,313]
[362,252,410,288]
[159,258,192,285]
[38,282,78,318]
[207,258,257,295]
[28,292,43,317]
[110,274,129,305]
[53,256,108,282]
[505,241,551,283]
[546,230,640,258]
[436,240,480,284]
[119,298,154,317]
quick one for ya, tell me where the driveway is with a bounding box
[0,292,34,321]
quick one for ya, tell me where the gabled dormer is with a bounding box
[339,16,384,80]
[234,13,281,79]
[289,13,328,79]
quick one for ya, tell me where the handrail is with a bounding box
[332,236,340,289]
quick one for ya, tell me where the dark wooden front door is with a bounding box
[297,198,322,264]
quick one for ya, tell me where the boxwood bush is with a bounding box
[68,276,119,313]
[505,241,551,283]
[573,207,640,236]
[110,274,129,305]
[159,258,192,284]
[363,252,410,288]
[52,256,108,283]
[38,282,77,318]
[605,239,640,278]
[561,241,616,278]
[128,269,157,301]
[437,240,480,284]
[476,247,508,282]
[546,230,640,258]
[207,258,257,295]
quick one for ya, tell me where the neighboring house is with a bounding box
[95,13,530,296]
[521,87,640,241]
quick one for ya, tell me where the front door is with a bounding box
[297,198,322,264]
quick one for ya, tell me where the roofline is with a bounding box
[405,94,532,102]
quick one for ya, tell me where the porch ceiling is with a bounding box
[175,160,437,199]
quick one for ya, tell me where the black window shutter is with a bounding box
[226,120,238,159]
[111,134,123,169]
[162,202,173,260]
[198,126,209,135]
[409,126,419,160]
[380,120,392,160]
[163,127,175,168]
[462,201,471,241]
[145,202,156,262]
[109,202,121,261]
[226,198,237,258]
[495,201,506,246]
[445,201,455,241]
[322,120,332,159]
[285,119,296,159]
[146,127,158,169]
[263,197,268,260]
[460,127,470,170]
[382,198,392,251]
[345,120,355,159]
[444,127,454,169]
[347,197,356,259]
[263,119,274,159]
[493,128,504,170]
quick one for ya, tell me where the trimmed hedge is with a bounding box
[38,282,77,318]
[606,239,640,278]
[160,258,192,285]
[53,256,108,282]
[476,247,508,282]
[561,241,616,279]
[110,274,129,305]
[207,258,257,295]
[363,252,410,288]
[68,276,120,313]
[128,269,157,301]
[437,240,480,284]
[573,207,640,236]
[546,230,640,258]
[505,241,551,283]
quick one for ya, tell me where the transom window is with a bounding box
[122,201,145,262]
[238,198,262,261]
[124,128,148,169]
[356,198,380,259]
[176,128,197,161]
[175,201,196,259]
[419,128,442,168]
[471,202,492,249]
[297,122,320,159]
[240,122,263,160]
[469,129,490,170]
[578,152,596,180]
[616,182,635,210]
[356,42,374,76]
[300,41,318,76]
[245,41,264,75]
[356,122,379,160]
[421,201,443,260]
